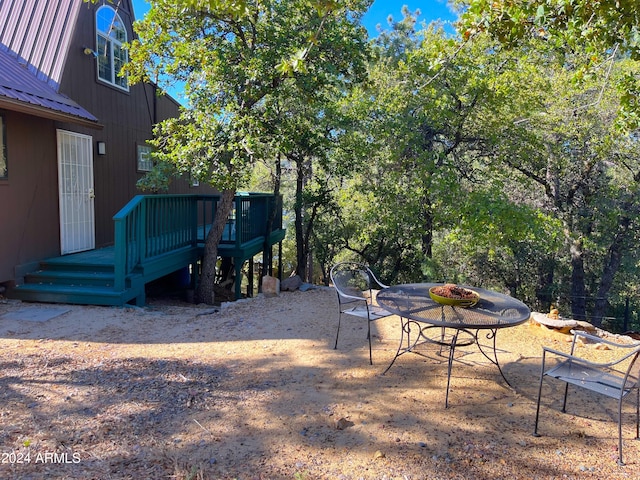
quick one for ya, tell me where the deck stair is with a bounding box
[10,193,285,306]
[13,250,129,305]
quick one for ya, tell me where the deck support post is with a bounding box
[134,290,145,307]
[247,255,254,297]
[234,259,243,300]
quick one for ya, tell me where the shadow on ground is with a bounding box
[1,288,638,479]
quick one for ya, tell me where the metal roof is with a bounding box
[0,0,80,89]
[0,0,99,125]
[0,46,98,124]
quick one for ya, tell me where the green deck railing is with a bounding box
[112,193,283,292]
[113,194,220,291]
[230,193,284,246]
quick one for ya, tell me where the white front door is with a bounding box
[57,130,95,254]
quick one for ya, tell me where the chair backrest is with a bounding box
[624,347,640,392]
[330,262,381,302]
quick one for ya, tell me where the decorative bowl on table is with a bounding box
[429,284,480,307]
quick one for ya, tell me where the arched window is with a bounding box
[96,6,128,90]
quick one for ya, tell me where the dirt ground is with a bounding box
[1,286,639,480]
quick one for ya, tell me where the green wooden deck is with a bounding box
[10,193,285,306]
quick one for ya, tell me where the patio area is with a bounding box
[0,287,638,479]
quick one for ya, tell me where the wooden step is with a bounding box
[38,258,115,274]
[24,270,116,287]
[10,283,139,306]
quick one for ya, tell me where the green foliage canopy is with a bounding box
[456,0,640,129]
[124,0,371,190]
[457,0,640,56]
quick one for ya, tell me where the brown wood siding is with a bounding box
[0,110,60,283]
[0,0,216,285]
[57,3,215,249]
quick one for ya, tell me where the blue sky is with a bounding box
[362,0,458,34]
[131,1,458,37]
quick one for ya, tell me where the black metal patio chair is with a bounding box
[330,262,391,365]
[533,329,640,465]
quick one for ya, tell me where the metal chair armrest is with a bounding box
[541,346,582,368]
[542,344,640,370]
[571,330,640,349]
[336,291,366,303]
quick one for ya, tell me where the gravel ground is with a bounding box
[0,287,639,479]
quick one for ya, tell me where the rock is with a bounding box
[299,282,316,292]
[530,312,596,335]
[575,320,597,332]
[336,417,354,430]
[530,312,578,334]
[281,275,303,292]
[262,275,280,297]
[622,331,640,340]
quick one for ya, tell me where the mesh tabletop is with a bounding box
[377,283,531,330]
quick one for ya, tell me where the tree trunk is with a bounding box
[591,216,631,327]
[294,157,307,280]
[535,259,555,310]
[570,237,587,321]
[263,154,282,277]
[421,205,433,258]
[197,189,236,305]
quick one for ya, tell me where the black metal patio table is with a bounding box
[376,283,531,407]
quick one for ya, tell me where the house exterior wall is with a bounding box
[57,2,207,249]
[0,110,61,282]
[0,1,215,287]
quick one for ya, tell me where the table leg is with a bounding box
[382,318,451,375]
[444,329,461,408]
[474,328,514,388]
[381,316,412,375]
[437,326,447,356]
